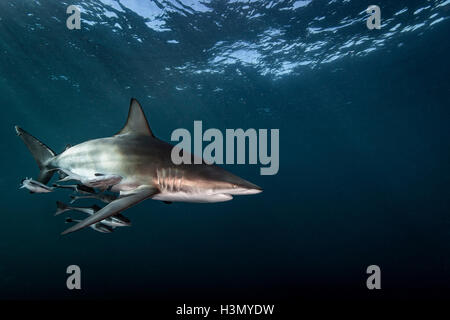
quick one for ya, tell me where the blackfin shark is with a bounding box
[20,178,54,193]
[55,201,131,227]
[15,98,262,235]
[65,218,114,233]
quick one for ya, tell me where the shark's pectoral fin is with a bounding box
[60,186,158,235]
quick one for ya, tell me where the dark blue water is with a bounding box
[0,0,449,301]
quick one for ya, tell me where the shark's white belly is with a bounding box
[152,191,233,203]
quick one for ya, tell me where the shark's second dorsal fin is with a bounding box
[115,98,154,137]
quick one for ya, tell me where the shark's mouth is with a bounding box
[152,192,233,203]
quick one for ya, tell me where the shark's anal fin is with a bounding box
[60,186,158,235]
[115,99,155,137]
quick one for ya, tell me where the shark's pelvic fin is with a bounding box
[15,126,56,184]
[60,186,159,235]
[58,170,69,181]
[115,98,155,137]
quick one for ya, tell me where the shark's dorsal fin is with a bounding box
[115,98,154,137]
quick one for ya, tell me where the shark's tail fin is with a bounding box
[55,201,70,216]
[15,126,56,184]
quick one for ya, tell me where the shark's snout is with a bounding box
[227,178,263,195]
[232,186,263,195]
[237,187,263,195]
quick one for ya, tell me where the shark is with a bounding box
[15,98,262,235]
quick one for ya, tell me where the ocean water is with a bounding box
[0,0,449,301]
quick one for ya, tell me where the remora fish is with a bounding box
[20,178,54,193]
[55,201,101,216]
[65,218,114,233]
[52,183,96,195]
[55,201,131,227]
[70,193,118,204]
[58,172,122,189]
[15,98,262,235]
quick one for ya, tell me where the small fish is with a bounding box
[52,183,96,195]
[20,178,54,193]
[70,193,118,204]
[55,201,100,216]
[56,201,131,227]
[58,171,122,190]
[65,218,114,233]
